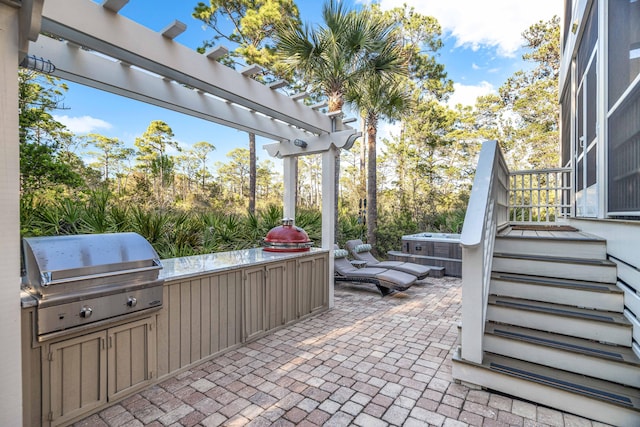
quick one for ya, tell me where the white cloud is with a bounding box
[379,0,561,57]
[54,115,112,134]
[448,81,496,107]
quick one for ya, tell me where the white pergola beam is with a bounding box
[290,92,308,101]
[29,36,312,142]
[311,101,328,110]
[205,45,227,60]
[263,130,360,158]
[161,20,186,40]
[342,117,357,124]
[40,0,338,135]
[268,79,288,90]
[101,0,128,13]
[240,64,261,76]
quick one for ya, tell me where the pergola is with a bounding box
[0,1,357,423]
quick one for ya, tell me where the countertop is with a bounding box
[159,247,328,281]
[21,247,329,308]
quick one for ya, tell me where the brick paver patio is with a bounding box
[74,277,611,427]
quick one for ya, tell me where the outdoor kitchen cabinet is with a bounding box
[244,266,267,340]
[42,316,156,426]
[23,248,329,426]
[297,253,328,317]
[244,255,325,340]
[244,259,298,340]
[265,259,297,329]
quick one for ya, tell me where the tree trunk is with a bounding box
[249,132,256,215]
[366,115,378,253]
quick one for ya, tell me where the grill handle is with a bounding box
[40,259,162,287]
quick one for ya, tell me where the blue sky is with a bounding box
[54,0,561,166]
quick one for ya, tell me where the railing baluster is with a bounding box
[507,167,572,224]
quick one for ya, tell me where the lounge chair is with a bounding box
[333,248,416,296]
[345,239,431,280]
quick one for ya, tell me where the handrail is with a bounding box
[460,141,509,247]
[459,140,509,364]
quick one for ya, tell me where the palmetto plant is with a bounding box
[130,206,170,246]
[21,195,329,258]
[80,189,111,234]
[34,197,83,235]
[295,208,322,244]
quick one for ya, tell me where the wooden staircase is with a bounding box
[452,228,640,426]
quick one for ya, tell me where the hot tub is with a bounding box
[388,232,462,277]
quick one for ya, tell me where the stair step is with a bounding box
[487,296,632,345]
[484,322,640,387]
[490,273,623,311]
[492,253,617,283]
[495,232,607,260]
[452,350,640,426]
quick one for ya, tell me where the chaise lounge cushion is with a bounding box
[333,246,416,294]
[345,239,431,280]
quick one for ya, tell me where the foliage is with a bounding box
[277,0,408,242]
[19,70,83,193]
[16,9,563,263]
[277,0,405,112]
[193,0,299,77]
[193,0,300,215]
[468,17,561,170]
[84,134,129,182]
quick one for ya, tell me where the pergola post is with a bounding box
[322,146,338,308]
[0,3,24,425]
[283,156,297,220]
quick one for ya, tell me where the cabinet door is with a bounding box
[48,331,107,426]
[244,267,266,341]
[297,254,328,317]
[107,317,156,401]
[265,260,297,330]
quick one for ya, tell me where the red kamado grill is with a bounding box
[21,232,164,341]
[263,218,313,252]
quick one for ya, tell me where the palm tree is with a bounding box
[348,78,410,251]
[277,0,405,242]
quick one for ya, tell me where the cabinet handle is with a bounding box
[101,338,105,350]
[108,336,112,348]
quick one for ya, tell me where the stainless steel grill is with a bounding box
[21,232,164,340]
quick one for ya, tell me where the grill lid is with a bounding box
[263,218,313,252]
[22,232,161,290]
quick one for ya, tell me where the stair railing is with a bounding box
[460,141,509,363]
[508,168,572,223]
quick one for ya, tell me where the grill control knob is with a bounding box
[127,297,138,308]
[79,307,93,319]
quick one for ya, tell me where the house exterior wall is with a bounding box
[562,0,640,357]
[0,3,25,425]
[561,0,640,219]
